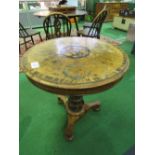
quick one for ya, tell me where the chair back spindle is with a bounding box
[88,8,107,39]
[43,13,72,40]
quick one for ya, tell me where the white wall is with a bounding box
[67,0,78,6]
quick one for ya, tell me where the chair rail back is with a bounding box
[43,12,72,40]
[88,7,107,39]
[19,22,29,38]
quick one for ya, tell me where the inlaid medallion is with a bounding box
[62,45,90,58]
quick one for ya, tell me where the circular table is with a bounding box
[34,10,87,32]
[34,10,87,18]
[21,37,129,140]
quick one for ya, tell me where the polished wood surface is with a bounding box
[34,10,87,18]
[22,37,129,95]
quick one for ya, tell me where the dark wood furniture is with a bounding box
[49,5,76,13]
[34,10,87,33]
[58,0,67,5]
[21,37,129,141]
[43,13,71,40]
[96,2,128,22]
[77,7,107,39]
[19,22,42,50]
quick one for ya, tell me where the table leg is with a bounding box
[58,95,101,141]
[73,17,79,33]
[65,113,80,141]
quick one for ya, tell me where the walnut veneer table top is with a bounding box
[21,37,129,94]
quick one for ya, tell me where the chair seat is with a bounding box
[78,8,107,39]
[78,28,89,35]
[20,29,40,38]
[26,29,40,35]
[78,28,97,38]
[83,22,92,28]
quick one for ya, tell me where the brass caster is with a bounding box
[92,104,101,112]
[65,134,74,141]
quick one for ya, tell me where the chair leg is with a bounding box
[77,34,80,36]
[19,44,21,54]
[38,33,42,42]
[31,36,35,45]
[77,32,81,37]
[23,38,28,50]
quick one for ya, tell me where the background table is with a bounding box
[34,10,87,32]
[21,37,129,140]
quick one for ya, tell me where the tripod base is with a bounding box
[58,95,100,141]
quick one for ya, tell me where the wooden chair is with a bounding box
[77,7,107,39]
[19,22,42,50]
[83,6,107,28]
[43,12,72,40]
[43,12,72,104]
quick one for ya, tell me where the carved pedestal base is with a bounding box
[58,95,100,141]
